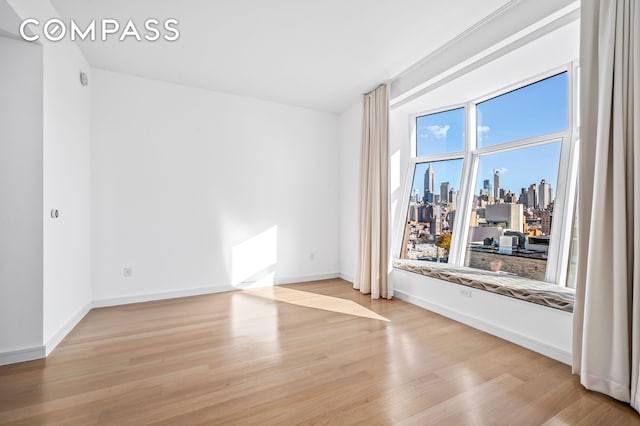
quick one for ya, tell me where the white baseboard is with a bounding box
[394,289,572,365]
[92,285,234,308]
[0,345,46,366]
[339,272,354,283]
[275,272,341,285]
[93,274,343,308]
[45,302,92,356]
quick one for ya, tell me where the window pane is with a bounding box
[477,73,568,147]
[464,142,561,281]
[416,108,465,156]
[401,159,463,263]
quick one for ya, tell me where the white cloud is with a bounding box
[493,167,509,175]
[421,124,450,140]
[478,125,491,134]
[477,125,491,142]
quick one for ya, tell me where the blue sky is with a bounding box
[412,72,567,199]
[416,107,465,156]
[477,73,568,147]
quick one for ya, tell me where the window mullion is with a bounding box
[449,101,477,266]
[546,62,579,285]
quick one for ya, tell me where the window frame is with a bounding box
[396,63,579,286]
[398,102,467,263]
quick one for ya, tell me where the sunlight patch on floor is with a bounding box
[243,286,390,322]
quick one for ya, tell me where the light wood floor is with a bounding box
[1,279,638,425]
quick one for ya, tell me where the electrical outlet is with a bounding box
[459,288,472,298]
[123,267,133,277]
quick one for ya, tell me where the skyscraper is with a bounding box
[481,179,491,196]
[528,183,538,209]
[449,189,457,210]
[440,181,450,204]
[493,170,500,200]
[539,179,552,210]
[519,187,528,206]
[424,163,436,202]
[429,205,442,235]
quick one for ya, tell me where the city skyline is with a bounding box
[413,72,567,202]
[411,141,561,203]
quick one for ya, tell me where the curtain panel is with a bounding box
[574,0,639,412]
[355,84,391,299]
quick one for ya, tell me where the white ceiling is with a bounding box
[51,0,512,113]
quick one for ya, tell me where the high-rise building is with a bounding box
[528,183,538,209]
[493,170,500,200]
[408,204,418,222]
[429,205,442,236]
[417,205,442,235]
[417,205,430,223]
[440,181,450,204]
[481,179,491,196]
[519,187,528,206]
[539,179,553,210]
[412,188,421,203]
[424,163,436,202]
[448,211,456,233]
[449,189,457,210]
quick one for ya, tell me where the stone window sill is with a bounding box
[393,258,574,313]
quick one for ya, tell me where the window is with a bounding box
[400,107,465,263]
[464,142,562,281]
[399,68,577,285]
[401,159,463,262]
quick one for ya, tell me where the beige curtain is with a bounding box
[354,84,391,299]
[573,0,639,412]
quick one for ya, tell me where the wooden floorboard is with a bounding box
[0,279,638,425]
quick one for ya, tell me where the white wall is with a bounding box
[91,70,340,303]
[392,270,573,363]
[338,102,362,282]
[0,36,44,357]
[4,0,93,359]
[40,24,92,352]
